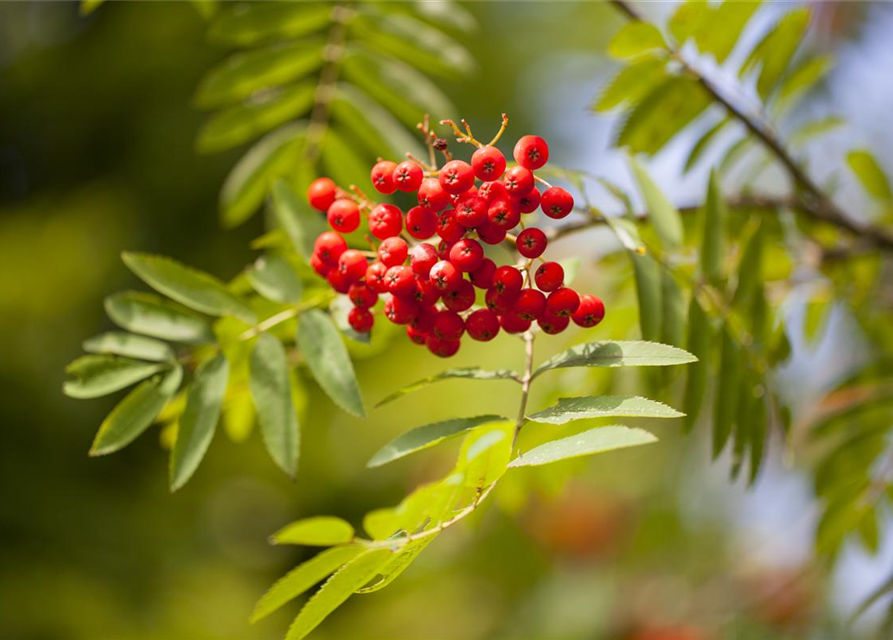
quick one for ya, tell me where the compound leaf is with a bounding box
[509,426,657,468]
[297,310,365,418]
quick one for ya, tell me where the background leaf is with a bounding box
[271,516,355,546]
[250,333,300,477]
[82,332,174,362]
[105,292,215,345]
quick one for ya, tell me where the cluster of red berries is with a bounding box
[304,124,605,357]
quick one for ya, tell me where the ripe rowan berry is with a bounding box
[371,160,398,194]
[348,307,374,333]
[429,260,461,292]
[435,209,464,243]
[313,231,347,266]
[411,276,441,306]
[448,238,484,272]
[465,308,500,341]
[492,265,524,298]
[378,237,408,267]
[477,220,508,245]
[517,186,541,213]
[572,294,606,328]
[538,311,570,334]
[337,249,367,282]
[471,146,507,182]
[410,242,438,277]
[469,258,497,289]
[418,178,451,212]
[307,177,337,212]
[436,239,453,260]
[384,295,418,325]
[411,304,438,333]
[485,287,514,314]
[369,204,403,239]
[327,199,360,234]
[513,288,546,321]
[384,265,416,298]
[516,227,547,258]
[534,261,564,292]
[503,166,534,197]
[426,335,460,358]
[479,180,509,203]
[406,205,437,239]
[546,287,581,317]
[455,193,488,228]
[443,279,475,312]
[433,309,465,340]
[453,184,478,203]
[513,135,549,170]
[348,282,377,309]
[438,160,475,194]
[365,261,389,293]
[392,160,423,192]
[487,198,521,230]
[406,324,428,345]
[310,252,330,277]
[326,268,351,294]
[500,311,532,334]
[540,186,574,219]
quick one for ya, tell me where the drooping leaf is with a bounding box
[90,366,183,456]
[739,9,810,99]
[594,57,668,113]
[660,270,686,348]
[270,179,328,261]
[296,310,365,418]
[509,426,657,468]
[630,251,662,342]
[712,326,740,457]
[208,2,331,47]
[629,156,684,249]
[250,332,300,477]
[847,150,893,202]
[702,169,727,283]
[367,415,506,468]
[169,353,230,491]
[82,332,174,362]
[376,368,518,407]
[105,291,215,345]
[64,356,168,399]
[271,516,355,546]
[608,23,667,59]
[527,395,683,425]
[251,545,363,624]
[534,340,697,377]
[732,221,765,309]
[248,254,304,304]
[682,296,713,432]
[684,117,730,173]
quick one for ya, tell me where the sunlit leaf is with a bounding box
[208,2,331,47]
[661,270,686,348]
[250,332,300,477]
[847,150,893,202]
[608,23,666,59]
[739,9,810,99]
[459,423,513,489]
[509,426,657,468]
[271,516,355,546]
[631,251,662,342]
[105,291,215,345]
[682,297,713,433]
[534,340,697,377]
[82,332,174,362]
[248,254,304,304]
[594,57,667,112]
[702,169,726,283]
[629,155,684,249]
[712,326,740,457]
[775,55,833,115]
[297,310,365,418]
[528,395,683,425]
[64,356,168,399]
[355,537,433,593]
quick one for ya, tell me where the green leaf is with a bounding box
[605,216,645,252]
[270,179,328,261]
[105,291,215,345]
[355,537,433,594]
[459,424,513,488]
[847,150,893,202]
[739,9,810,99]
[208,2,331,47]
[684,117,730,173]
[617,76,711,156]
[251,545,363,623]
[271,516,355,546]
[194,41,323,109]
[682,0,760,64]
[219,122,306,229]
[285,549,394,640]
[712,326,740,457]
[629,156,684,249]
[534,340,697,377]
[296,310,365,418]
[789,116,845,147]
[63,355,168,400]
[80,0,104,15]
[250,332,300,477]
[509,426,657,468]
[320,125,372,193]
[732,221,765,309]
[682,297,713,433]
[718,135,754,175]
[82,332,174,362]
[248,254,304,304]
[90,366,183,456]
[775,55,833,115]
[528,396,683,425]
[367,414,507,468]
[594,57,668,113]
[169,354,229,491]
[608,23,666,59]
[375,368,518,407]
[122,253,255,323]
[702,169,727,283]
[197,82,316,154]
[328,295,371,345]
[660,270,686,348]
[668,0,710,44]
[748,384,768,484]
[630,251,662,342]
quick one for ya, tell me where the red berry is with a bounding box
[513,135,549,170]
[384,265,416,298]
[337,249,367,282]
[485,288,514,314]
[310,252,330,277]
[500,311,532,334]
[540,186,574,219]
[439,160,475,195]
[455,194,488,228]
[406,205,437,239]
[313,231,347,266]
[449,238,484,272]
[469,258,496,289]
[383,295,418,325]
[411,304,438,333]
[503,166,534,197]
[418,178,451,212]
[572,294,606,328]
[465,308,500,341]
[487,198,521,231]
[411,276,441,306]
[406,324,428,345]
[435,209,464,243]
[410,242,438,277]
[307,177,337,212]
[492,265,524,298]
[479,181,509,203]
[371,160,398,194]
[516,227,548,258]
[348,307,374,333]
[452,184,478,203]
[433,309,465,340]
[327,199,360,233]
[477,220,508,245]
[326,268,351,294]
[436,239,453,260]
[471,146,507,182]
[429,260,461,292]
[369,204,403,239]
[538,311,569,334]
[348,282,378,309]
[378,237,408,267]
[365,261,388,293]
[546,287,581,317]
[426,335,460,358]
[392,160,423,192]
[534,261,564,292]
[443,279,476,312]
[512,289,546,321]
[517,187,541,214]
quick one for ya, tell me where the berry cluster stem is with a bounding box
[513,331,536,449]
